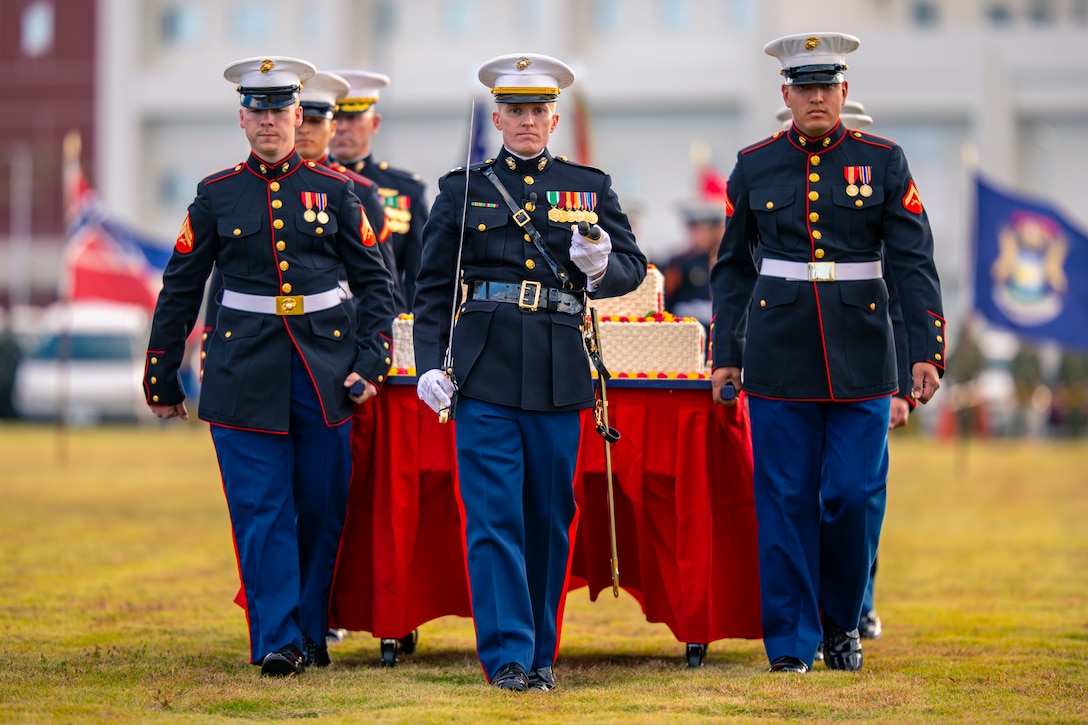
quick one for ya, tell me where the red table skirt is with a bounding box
[330,381,762,644]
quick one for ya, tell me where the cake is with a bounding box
[596,312,707,380]
[588,265,708,379]
[387,266,709,379]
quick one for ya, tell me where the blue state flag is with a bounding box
[973,175,1088,350]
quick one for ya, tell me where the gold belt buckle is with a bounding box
[518,280,542,311]
[512,209,531,228]
[807,262,836,282]
[275,295,305,315]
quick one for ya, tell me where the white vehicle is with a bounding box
[13,302,155,425]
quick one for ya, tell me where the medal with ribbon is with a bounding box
[844,166,859,197]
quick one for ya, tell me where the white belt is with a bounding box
[760,258,882,282]
[220,288,343,316]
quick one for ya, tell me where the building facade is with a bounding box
[2,0,1087,329]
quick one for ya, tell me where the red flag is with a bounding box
[61,131,167,313]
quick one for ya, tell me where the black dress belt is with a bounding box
[470,281,585,315]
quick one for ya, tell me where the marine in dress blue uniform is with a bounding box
[777,100,908,647]
[709,34,945,673]
[143,56,396,677]
[199,71,395,380]
[329,70,428,312]
[413,53,646,692]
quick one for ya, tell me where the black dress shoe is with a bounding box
[260,645,305,676]
[491,662,529,692]
[527,666,556,691]
[769,656,809,673]
[822,614,863,671]
[859,609,883,640]
[303,633,331,667]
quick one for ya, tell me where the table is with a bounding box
[329,378,762,664]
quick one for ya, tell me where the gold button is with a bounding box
[935,320,942,328]
[812,230,822,240]
[152,395,159,403]
[765,201,774,210]
[383,341,390,349]
[808,191,819,201]
[814,249,825,259]
[855,200,863,207]
[525,202,536,212]
[854,131,862,138]
[525,259,536,269]
[478,224,487,232]
[233,228,241,236]
[525,234,532,243]
[385,357,391,364]
[869,303,876,311]
[270,181,280,192]
[315,227,323,235]
[937,335,943,343]
[273,219,284,230]
[810,155,820,166]
[759,300,766,308]
[334,330,341,338]
[377,374,384,382]
[272,199,282,209]
[277,241,286,251]
[279,261,289,271]
[809,173,820,183]
[202,332,208,341]
[523,176,534,185]
[150,377,157,384]
[282,283,292,293]
[200,351,206,360]
[235,165,242,171]
[935,353,942,361]
[150,357,158,365]
[225,331,232,338]
[809,212,819,223]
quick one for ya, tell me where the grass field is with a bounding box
[1,422,1086,723]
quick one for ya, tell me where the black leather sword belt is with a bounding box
[471,280,584,315]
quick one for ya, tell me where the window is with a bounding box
[33,334,134,362]
[911,1,939,26]
[445,0,473,35]
[375,0,397,36]
[592,0,622,32]
[21,1,54,57]
[1076,0,1088,24]
[986,3,1014,24]
[1027,0,1054,24]
[660,0,692,32]
[230,2,272,41]
[160,4,202,45]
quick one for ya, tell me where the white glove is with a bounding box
[569,225,612,283]
[417,368,455,414]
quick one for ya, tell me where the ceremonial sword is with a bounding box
[578,220,622,598]
[437,97,477,424]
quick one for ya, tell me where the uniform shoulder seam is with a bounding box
[740,133,784,156]
[203,164,245,186]
[555,156,605,173]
